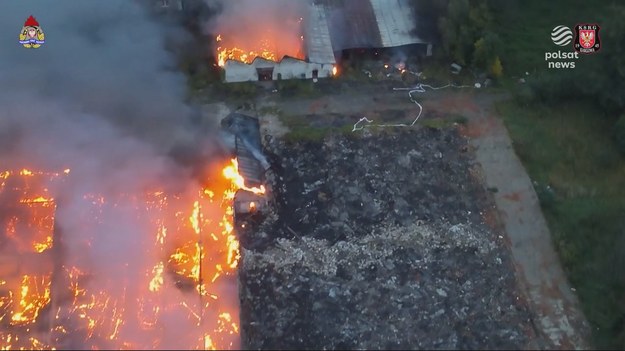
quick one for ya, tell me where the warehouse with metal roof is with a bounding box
[222,0,430,83]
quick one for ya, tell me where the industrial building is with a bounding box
[221,0,430,83]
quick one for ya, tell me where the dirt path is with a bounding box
[423,91,591,349]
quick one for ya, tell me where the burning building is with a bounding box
[220,113,269,218]
[0,0,271,349]
[214,0,336,83]
[0,156,265,349]
[212,0,430,83]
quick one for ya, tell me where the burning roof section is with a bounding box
[221,113,265,188]
[214,0,425,68]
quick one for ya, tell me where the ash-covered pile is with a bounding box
[239,127,538,349]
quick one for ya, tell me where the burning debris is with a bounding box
[220,112,270,220]
[206,0,336,82]
[211,0,307,67]
[0,162,251,350]
[237,128,540,349]
[0,0,258,349]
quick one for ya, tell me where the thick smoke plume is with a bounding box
[203,0,307,60]
[0,1,235,349]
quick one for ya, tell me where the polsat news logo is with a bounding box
[546,23,601,69]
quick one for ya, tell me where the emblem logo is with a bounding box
[574,24,601,54]
[18,15,45,49]
[551,25,573,46]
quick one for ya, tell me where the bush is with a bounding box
[472,31,502,73]
[490,56,503,78]
[615,114,625,155]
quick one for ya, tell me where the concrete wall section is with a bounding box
[224,57,334,83]
[272,58,309,80]
[224,60,258,83]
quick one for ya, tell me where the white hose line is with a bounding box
[352,83,474,132]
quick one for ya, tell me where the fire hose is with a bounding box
[351,83,474,132]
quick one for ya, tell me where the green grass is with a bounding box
[494,0,617,77]
[275,79,325,99]
[278,115,465,143]
[497,99,625,349]
[277,113,354,143]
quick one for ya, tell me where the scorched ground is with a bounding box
[237,127,542,349]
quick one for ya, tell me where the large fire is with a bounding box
[216,34,305,67]
[215,17,305,67]
[0,159,261,350]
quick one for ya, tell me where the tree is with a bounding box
[435,0,499,66]
[490,56,503,78]
[411,0,449,43]
[437,0,471,64]
[472,31,502,72]
[576,5,625,113]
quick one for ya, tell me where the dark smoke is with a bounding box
[0,0,223,171]
[0,1,233,349]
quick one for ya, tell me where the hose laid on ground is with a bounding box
[352,83,474,132]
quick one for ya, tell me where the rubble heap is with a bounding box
[239,127,539,349]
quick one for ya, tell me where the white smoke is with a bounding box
[0,1,232,349]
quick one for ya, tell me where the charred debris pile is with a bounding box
[237,127,541,349]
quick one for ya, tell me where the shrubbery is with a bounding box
[615,114,625,155]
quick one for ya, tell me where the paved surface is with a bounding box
[424,91,591,350]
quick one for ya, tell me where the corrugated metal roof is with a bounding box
[324,0,381,49]
[369,0,424,47]
[221,113,265,187]
[305,2,336,64]
[321,0,424,50]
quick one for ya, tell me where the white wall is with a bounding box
[272,59,308,80]
[224,58,334,83]
[224,61,258,83]
[304,63,334,79]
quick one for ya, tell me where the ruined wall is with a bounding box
[224,60,258,82]
[224,59,333,83]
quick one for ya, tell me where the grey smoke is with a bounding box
[0,1,233,349]
[0,1,222,163]
[202,0,307,60]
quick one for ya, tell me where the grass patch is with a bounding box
[497,99,625,349]
[276,79,324,99]
[217,81,259,100]
[278,113,353,143]
[495,0,615,77]
[258,105,281,116]
[450,114,469,125]
[420,61,476,87]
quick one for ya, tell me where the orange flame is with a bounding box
[215,32,304,67]
[222,159,265,195]
[0,159,253,349]
[10,275,52,326]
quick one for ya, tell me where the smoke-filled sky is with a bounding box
[0,0,225,168]
[204,0,307,60]
[0,1,235,349]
